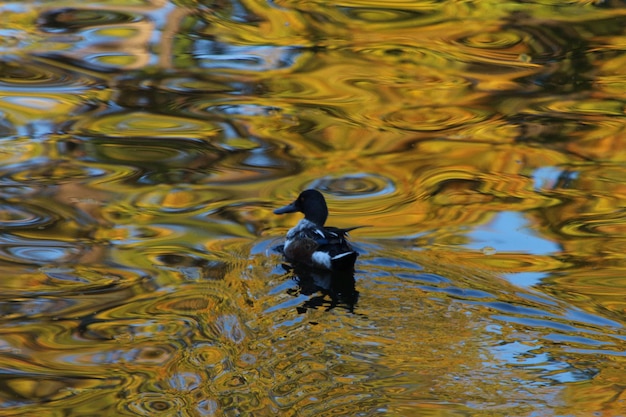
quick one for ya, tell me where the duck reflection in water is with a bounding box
[282,263,359,313]
[274,189,362,312]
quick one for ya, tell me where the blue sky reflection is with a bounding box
[466,211,560,255]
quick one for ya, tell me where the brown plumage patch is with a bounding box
[284,238,319,264]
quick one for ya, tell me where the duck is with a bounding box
[274,189,362,271]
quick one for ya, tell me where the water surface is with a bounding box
[1,1,626,415]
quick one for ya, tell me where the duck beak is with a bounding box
[274,201,298,214]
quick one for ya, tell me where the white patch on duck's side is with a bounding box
[311,251,332,269]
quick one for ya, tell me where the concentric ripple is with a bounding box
[308,173,395,199]
[71,111,222,139]
[123,393,186,417]
[458,31,525,50]
[1,243,82,265]
[6,162,109,184]
[37,8,143,33]
[340,7,429,24]
[355,44,463,71]
[93,139,217,166]
[531,99,624,117]
[0,57,102,92]
[385,106,491,131]
[0,203,56,228]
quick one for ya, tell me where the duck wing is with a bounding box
[325,225,366,236]
[314,225,366,245]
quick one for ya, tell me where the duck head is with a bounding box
[274,189,328,227]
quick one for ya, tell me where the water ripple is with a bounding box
[0,240,83,265]
[385,106,492,131]
[309,173,395,199]
[130,188,220,214]
[459,31,525,50]
[0,204,56,229]
[71,111,222,140]
[123,392,187,417]
[541,99,624,117]
[0,2,623,415]
[0,57,102,92]
[7,163,108,183]
[355,44,466,72]
[155,76,237,95]
[560,214,626,238]
[0,185,42,199]
[38,8,144,33]
[192,42,302,71]
[67,136,236,185]
[340,7,430,24]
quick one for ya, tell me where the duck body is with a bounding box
[274,190,360,271]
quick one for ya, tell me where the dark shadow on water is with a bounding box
[288,264,359,313]
[275,245,359,313]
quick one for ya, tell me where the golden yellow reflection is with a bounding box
[1,0,626,416]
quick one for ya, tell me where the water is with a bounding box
[1,0,626,415]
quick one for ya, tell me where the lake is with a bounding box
[1,1,626,415]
